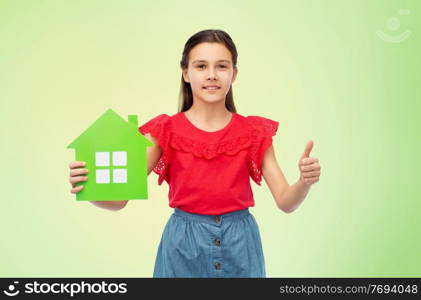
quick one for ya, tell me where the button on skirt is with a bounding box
[153,207,266,278]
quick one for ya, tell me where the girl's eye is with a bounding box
[196,64,228,69]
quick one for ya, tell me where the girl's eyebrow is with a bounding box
[192,59,231,64]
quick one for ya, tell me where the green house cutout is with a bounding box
[67,109,154,201]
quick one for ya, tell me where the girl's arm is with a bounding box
[262,142,320,213]
[261,145,291,212]
[90,132,162,211]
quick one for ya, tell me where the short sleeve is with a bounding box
[246,116,279,186]
[138,114,171,185]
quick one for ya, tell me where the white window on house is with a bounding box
[95,152,109,166]
[95,151,127,184]
[96,169,110,183]
[112,151,127,166]
[113,169,127,183]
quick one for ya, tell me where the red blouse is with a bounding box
[138,111,279,215]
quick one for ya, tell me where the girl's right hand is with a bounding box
[69,161,88,194]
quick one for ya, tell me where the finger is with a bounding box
[70,185,84,194]
[300,163,321,172]
[302,174,320,181]
[69,176,88,185]
[301,140,314,159]
[301,157,319,165]
[69,161,86,169]
[70,168,89,177]
[301,170,320,178]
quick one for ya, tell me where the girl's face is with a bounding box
[182,42,237,105]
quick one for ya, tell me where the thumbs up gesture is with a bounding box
[298,140,321,186]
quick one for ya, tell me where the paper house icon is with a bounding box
[67,109,154,201]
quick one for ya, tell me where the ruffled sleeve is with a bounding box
[138,114,171,185]
[246,116,279,186]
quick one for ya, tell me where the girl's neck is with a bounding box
[184,103,232,131]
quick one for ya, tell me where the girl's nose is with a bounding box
[207,68,217,80]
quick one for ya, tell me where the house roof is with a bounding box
[67,108,153,149]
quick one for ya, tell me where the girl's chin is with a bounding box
[193,91,226,102]
[202,90,224,97]
[200,96,225,104]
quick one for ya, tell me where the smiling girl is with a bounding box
[68,29,321,277]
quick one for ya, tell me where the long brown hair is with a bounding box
[178,29,238,113]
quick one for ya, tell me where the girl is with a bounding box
[68,29,321,278]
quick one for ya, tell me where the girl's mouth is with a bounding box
[203,86,221,91]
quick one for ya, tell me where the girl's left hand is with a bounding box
[298,140,321,186]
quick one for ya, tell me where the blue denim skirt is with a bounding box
[153,207,266,278]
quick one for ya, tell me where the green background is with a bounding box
[1,0,420,277]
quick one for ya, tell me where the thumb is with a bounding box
[301,140,314,159]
